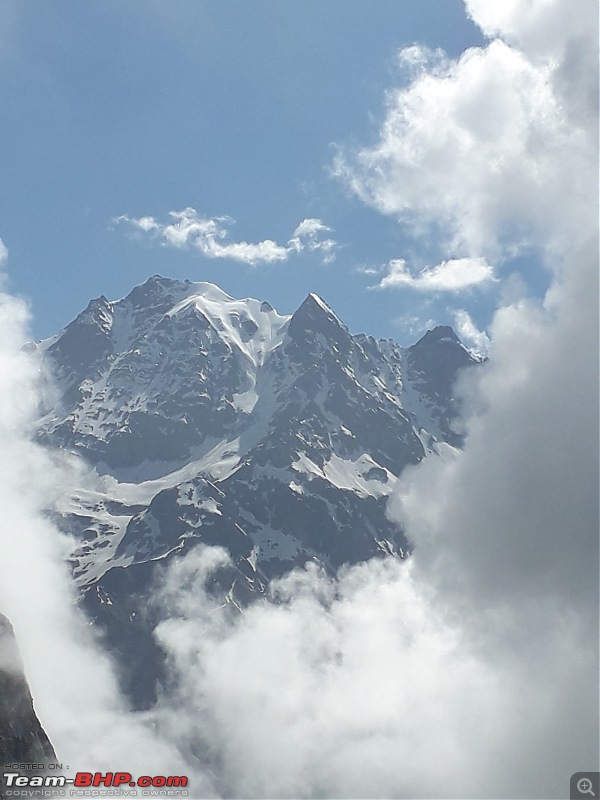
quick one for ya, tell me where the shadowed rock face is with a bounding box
[0,615,56,799]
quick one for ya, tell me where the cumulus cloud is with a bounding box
[377,256,495,291]
[465,0,599,133]
[334,22,594,264]
[116,208,337,266]
[465,0,598,61]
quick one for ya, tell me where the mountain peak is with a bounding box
[307,291,330,309]
[142,274,189,290]
[125,277,248,312]
[415,325,460,346]
[124,274,192,308]
[291,292,344,328]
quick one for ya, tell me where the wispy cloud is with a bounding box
[115,208,337,266]
[453,309,491,356]
[376,256,495,291]
[354,264,382,276]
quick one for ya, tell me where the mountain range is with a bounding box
[32,276,480,707]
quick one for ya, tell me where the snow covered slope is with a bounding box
[34,276,479,707]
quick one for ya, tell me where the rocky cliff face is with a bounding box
[33,276,480,707]
[0,615,56,799]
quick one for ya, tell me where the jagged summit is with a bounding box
[306,291,337,315]
[287,291,347,345]
[124,275,233,312]
[35,276,479,707]
[124,274,287,311]
[294,291,340,318]
[37,278,476,474]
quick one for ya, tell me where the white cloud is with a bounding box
[386,234,599,797]
[133,215,160,233]
[0,238,8,266]
[465,0,598,61]
[289,218,337,263]
[354,263,381,276]
[377,256,495,291]
[395,44,450,78]
[334,28,594,264]
[152,550,521,799]
[465,0,599,132]
[291,217,330,239]
[453,309,491,355]
[116,208,337,266]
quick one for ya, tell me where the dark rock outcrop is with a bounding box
[0,615,56,798]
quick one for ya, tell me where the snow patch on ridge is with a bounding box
[292,452,396,498]
[168,284,290,367]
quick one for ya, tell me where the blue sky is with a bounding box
[1,1,550,346]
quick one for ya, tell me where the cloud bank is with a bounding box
[152,551,516,799]
[116,208,337,266]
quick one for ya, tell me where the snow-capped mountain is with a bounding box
[34,276,479,707]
